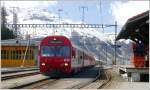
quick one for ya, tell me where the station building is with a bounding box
[1,38,41,67]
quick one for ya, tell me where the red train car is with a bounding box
[38,35,95,76]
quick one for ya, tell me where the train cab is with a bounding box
[39,36,72,74]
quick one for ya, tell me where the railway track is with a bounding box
[2,66,112,89]
[2,74,50,89]
[22,77,99,89]
[67,73,100,89]
[16,67,100,89]
[21,79,59,89]
[98,69,112,89]
[22,67,108,89]
[21,70,99,89]
[80,67,113,89]
[2,70,40,80]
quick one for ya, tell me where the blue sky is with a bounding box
[48,1,114,24]
[2,0,149,34]
[45,0,119,33]
[46,0,149,33]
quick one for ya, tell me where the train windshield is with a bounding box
[41,46,70,57]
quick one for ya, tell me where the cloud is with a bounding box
[2,1,57,8]
[111,1,149,25]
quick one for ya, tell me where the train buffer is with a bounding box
[118,65,149,82]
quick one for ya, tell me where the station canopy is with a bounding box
[116,10,149,45]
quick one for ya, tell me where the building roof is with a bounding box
[116,10,149,45]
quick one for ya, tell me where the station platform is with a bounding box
[118,65,149,74]
[1,66,39,74]
[116,65,149,82]
[105,65,149,89]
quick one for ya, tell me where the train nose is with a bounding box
[44,58,68,68]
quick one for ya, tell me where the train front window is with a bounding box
[41,46,55,57]
[55,46,70,57]
[41,46,70,57]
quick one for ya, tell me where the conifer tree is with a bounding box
[1,7,16,40]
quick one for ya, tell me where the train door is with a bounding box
[78,50,84,68]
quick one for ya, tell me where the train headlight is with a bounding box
[64,63,68,66]
[42,63,45,66]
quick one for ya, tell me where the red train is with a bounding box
[38,35,95,76]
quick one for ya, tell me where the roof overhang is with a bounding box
[116,10,149,44]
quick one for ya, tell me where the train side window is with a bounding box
[1,50,3,59]
[16,50,20,60]
[22,50,25,59]
[25,50,29,60]
[17,50,20,60]
[16,50,18,60]
[15,50,17,60]
[1,50,4,59]
[20,50,23,59]
[12,50,16,59]
[6,50,8,59]
[10,50,11,59]
[3,50,5,59]
[11,50,13,59]
[18,50,21,59]
[2,50,4,59]
[10,50,13,59]
[3,50,6,59]
[23,50,25,54]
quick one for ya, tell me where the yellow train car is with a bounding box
[1,39,39,67]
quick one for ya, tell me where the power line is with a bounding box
[6,24,116,28]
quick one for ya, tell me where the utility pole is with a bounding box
[58,9,63,24]
[114,21,117,65]
[53,9,63,34]
[79,6,88,24]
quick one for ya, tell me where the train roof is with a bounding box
[116,10,149,44]
[1,38,41,46]
[71,42,95,58]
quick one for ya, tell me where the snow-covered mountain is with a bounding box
[5,7,133,65]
